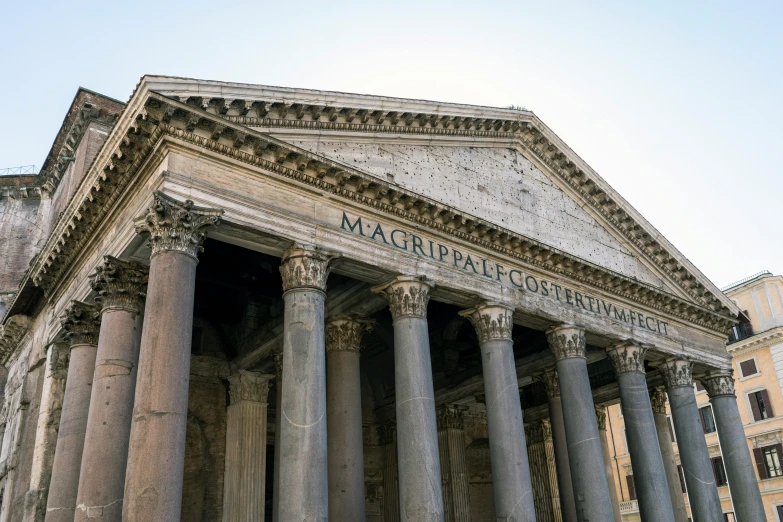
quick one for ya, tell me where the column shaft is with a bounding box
[272,351,282,522]
[223,371,272,522]
[547,325,614,521]
[278,245,334,522]
[437,406,471,522]
[702,371,765,522]
[596,407,622,522]
[46,302,100,522]
[76,257,147,521]
[380,425,400,522]
[326,316,373,522]
[650,388,689,522]
[373,276,444,521]
[123,192,221,521]
[659,360,722,522]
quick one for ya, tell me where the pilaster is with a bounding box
[437,405,471,522]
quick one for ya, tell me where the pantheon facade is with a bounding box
[0,76,766,521]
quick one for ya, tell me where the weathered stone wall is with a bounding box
[288,141,671,291]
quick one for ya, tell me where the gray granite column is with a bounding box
[45,301,101,522]
[122,193,221,521]
[75,257,148,522]
[223,371,273,522]
[606,342,675,522]
[436,405,471,522]
[701,370,765,522]
[278,245,336,522]
[461,302,535,522]
[658,359,722,521]
[326,315,374,522]
[379,423,400,522]
[650,388,688,522]
[546,324,614,521]
[535,368,577,522]
[595,406,622,522]
[271,350,282,522]
[372,276,444,521]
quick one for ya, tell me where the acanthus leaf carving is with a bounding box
[279,244,338,293]
[459,302,514,342]
[658,358,693,388]
[371,276,432,320]
[436,404,465,431]
[545,325,586,360]
[89,256,149,313]
[650,388,667,414]
[325,315,374,354]
[228,370,273,404]
[61,301,101,346]
[595,404,608,431]
[699,370,735,398]
[606,341,648,374]
[533,368,560,398]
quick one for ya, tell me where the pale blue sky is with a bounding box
[1,1,780,288]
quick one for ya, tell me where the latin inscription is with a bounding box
[342,212,670,336]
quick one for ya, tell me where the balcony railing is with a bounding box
[0,165,37,176]
[619,500,639,514]
[728,322,754,344]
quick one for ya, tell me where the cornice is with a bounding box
[25,89,736,335]
[0,315,32,366]
[726,327,783,358]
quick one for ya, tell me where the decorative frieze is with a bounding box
[0,315,32,363]
[534,368,560,398]
[61,301,101,346]
[436,405,465,431]
[699,370,735,398]
[134,191,222,259]
[606,341,648,374]
[89,256,149,313]
[658,358,693,388]
[595,405,607,431]
[325,315,374,353]
[650,388,667,414]
[279,244,337,293]
[546,325,586,360]
[459,302,514,342]
[371,276,432,320]
[228,371,273,404]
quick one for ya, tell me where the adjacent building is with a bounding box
[608,270,783,521]
[0,76,767,521]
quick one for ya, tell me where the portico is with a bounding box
[0,76,763,522]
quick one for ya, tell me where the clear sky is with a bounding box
[1,1,780,288]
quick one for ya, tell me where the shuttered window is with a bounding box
[699,405,717,434]
[723,512,736,522]
[777,505,783,521]
[739,358,759,378]
[677,465,687,493]
[753,444,783,479]
[749,390,774,421]
[626,475,636,501]
[711,457,728,486]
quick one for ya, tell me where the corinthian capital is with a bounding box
[546,324,586,360]
[533,368,560,398]
[134,191,222,259]
[650,388,667,414]
[595,404,608,431]
[658,358,693,388]
[436,404,465,431]
[371,276,432,320]
[326,315,374,354]
[699,370,735,398]
[61,301,101,346]
[606,341,648,375]
[459,302,514,342]
[228,371,273,404]
[279,244,338,293]
[89,256,149,313]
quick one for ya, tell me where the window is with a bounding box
[723,512,736,522]
[711,456,728,486]
[754,444,783,479]
[777,504,783,521]
[677,465,687,493]
[739,357,759,378]
[699,405,717,434]
[695,381,705,393]
[748,389,774,421]
[625,474,637,501]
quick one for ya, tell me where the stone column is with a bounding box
[606,342,675,522]
[650,388,689,522]
[326,315,374,522]
[701,370,765,522]
[525,420,561,522]
[223,371,273,522]
[278,245,336,522]
[45,301,101,522]
[460,302,535,522]
[595,406,622,522]
[74,257,148,521]
[436,405,471,522]
[372,276,444,521]
[122,193,221,521]
[658,359,722,521]
[379,423,400,522]
[535,368,578,522]
[546,324,614,521]
[271,350,282,522]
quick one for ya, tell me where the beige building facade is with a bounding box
[0,76,766,521]
[608,271,783,521]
